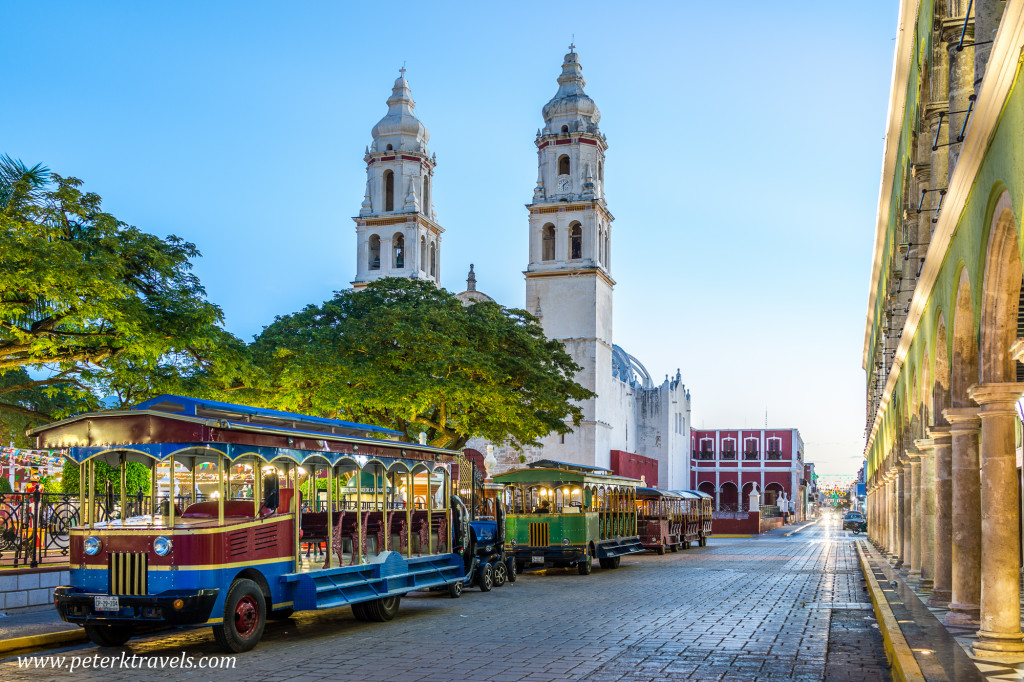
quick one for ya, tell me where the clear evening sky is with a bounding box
[2,2,897,476]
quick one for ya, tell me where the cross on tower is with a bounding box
[568,41,575,52]
[399,65,406,77]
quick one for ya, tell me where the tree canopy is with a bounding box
[247,278,593,450]
[0,155,248,425]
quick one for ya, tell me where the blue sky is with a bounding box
[2,1,898,475]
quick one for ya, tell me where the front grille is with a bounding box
[109,552,148,595]
[529,522,550,548]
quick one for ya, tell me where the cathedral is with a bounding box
[349,48,692,489]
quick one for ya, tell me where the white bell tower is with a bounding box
[352,69,444,288]
[525,46,615,469]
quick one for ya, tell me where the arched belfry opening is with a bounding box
[558,155,570,176]
[384,170,395,212]
[542,224,555,261]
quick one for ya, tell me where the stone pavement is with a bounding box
[0,522,888,681]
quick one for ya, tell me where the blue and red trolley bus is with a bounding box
[32,395,469,652]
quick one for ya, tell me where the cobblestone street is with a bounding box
[0,522,889,681]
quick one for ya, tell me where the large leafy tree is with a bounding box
[0,155,247,423]
[248,278,594,450]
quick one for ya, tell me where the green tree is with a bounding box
[247,278,594,450]
[60,458,151,496]
[0,155,250,424]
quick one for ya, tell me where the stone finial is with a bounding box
[359,179,372,216]
[466,264,477,291]
[403,176,418,211]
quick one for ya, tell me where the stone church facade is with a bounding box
[350,49,692,490]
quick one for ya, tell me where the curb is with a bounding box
[0,628,85,656]
[783,521,817,537]
[711,534,752,538]
[856,542,925,682]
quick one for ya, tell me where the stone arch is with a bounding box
[558,154,570,176]
[368,234,381,270]
[719,481,738,511]
[697,481,715,497]
[541,224,555,261]
[392,232,405,269]
[909,367,920,439]
[569,222,582,260]
[933,315,951,425]
[383,170,395,211]
[920,348,931,431]
[979,191,1022,383]
[764,482,784,506]
[951,269,979,406]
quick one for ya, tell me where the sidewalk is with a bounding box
[860,541,1021,680]
[0,607,83,655]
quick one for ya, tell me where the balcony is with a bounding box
[743,450,759,460]
[721,450,737,460]
[767,451,783,460]
[697,450,714,460]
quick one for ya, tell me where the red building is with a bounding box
[690,429,806,516]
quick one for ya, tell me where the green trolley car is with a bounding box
[493,460,644,575]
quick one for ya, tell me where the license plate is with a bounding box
[94,596,119,611]
[531,554,544,565]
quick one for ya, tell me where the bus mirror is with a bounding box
[263,470,279,510]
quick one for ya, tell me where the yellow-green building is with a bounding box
[864,0,1024,660]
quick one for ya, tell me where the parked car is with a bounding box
[842,511,865,532]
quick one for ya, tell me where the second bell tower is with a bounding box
[525,46,616,469]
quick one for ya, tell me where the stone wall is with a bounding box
[0,567,67,613]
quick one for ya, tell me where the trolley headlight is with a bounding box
[562,538,570,546]
[153,536,172,557]
[83,536,102,556]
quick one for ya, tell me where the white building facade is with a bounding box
[351,54,692,489]
[472,48,692,490]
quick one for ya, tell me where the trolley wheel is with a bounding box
[477,562,493,592]
[492,561,508,587]
[656,544,666,556]
[577,554,592,575]
[682,540,691,550]
[365,595,401,622]
[448,580,463,598]
[699,535,708,547]
[84,623,134,647]
[212,578,266,653]
[670,543,679,553]
[599,556,621,569]
[268,607,294,620]
[505,556,517,583]
[351,601,371,621]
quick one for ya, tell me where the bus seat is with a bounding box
[278,488,296,514]
[181,500,259,518]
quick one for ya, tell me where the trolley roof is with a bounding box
[526,459,613,474]
[494,465,642,488]
[29,394,459,467]
[636,487,683,498]
[668,489,711,499]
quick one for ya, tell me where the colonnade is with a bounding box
[867,374,1024,657]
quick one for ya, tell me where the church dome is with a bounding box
[542,48,601,131]
[371,71,429,151]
